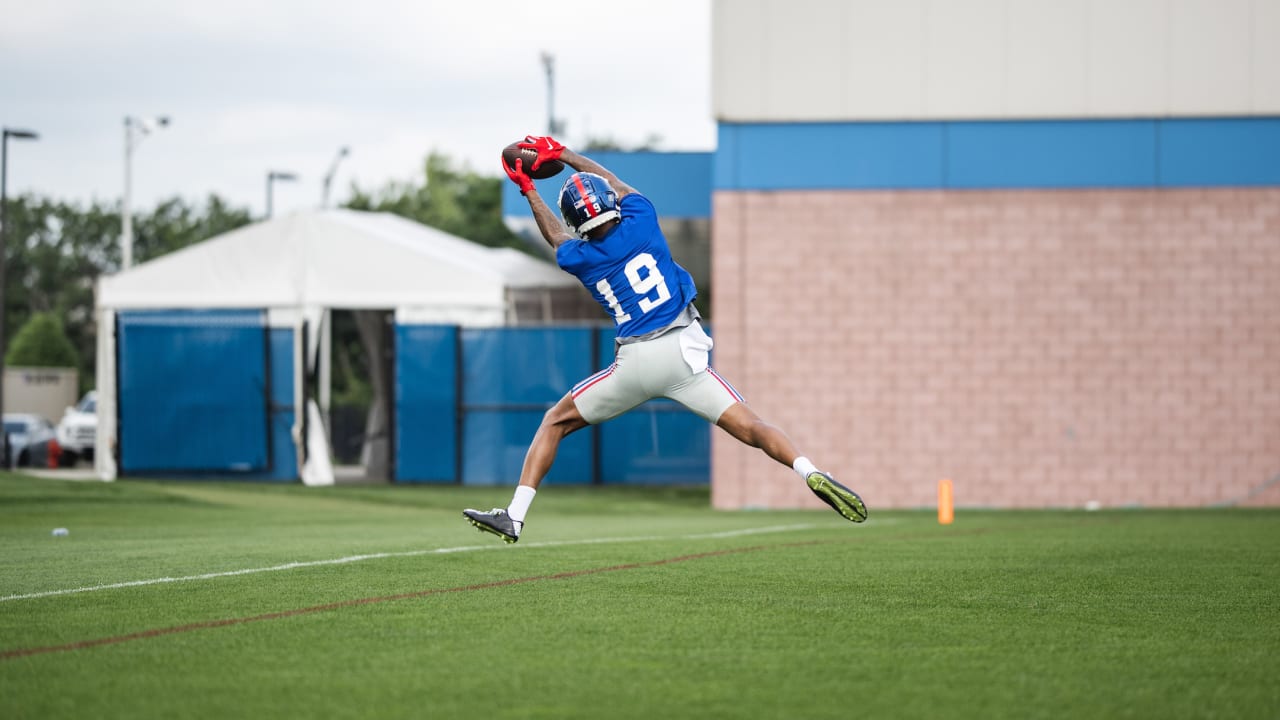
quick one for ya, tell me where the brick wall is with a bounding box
[710,189,1280,509]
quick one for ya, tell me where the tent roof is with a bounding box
[97,209,577,313]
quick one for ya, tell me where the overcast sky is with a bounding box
[0,0,714,218]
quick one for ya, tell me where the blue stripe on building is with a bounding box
[503,151,713,219]
[716,117,1280,190]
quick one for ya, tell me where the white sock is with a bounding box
[792,456,819,479]
[507,485,536,524]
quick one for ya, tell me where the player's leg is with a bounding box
[714,401,867,523]
[714,402,801,467]
[465,352,647,543]
[667,354,868,524]
[517,392,590,491]
[660,326,861,521]
[463,392,588,543]
[714,400,826,481]
[661,353,800,469]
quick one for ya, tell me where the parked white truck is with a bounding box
[56,391,97,466]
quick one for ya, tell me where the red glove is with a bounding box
[502,156,535,195]
[517,135,566,171]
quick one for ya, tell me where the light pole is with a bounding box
[1,127,39,461]
[122,115,170,271]
[266,171,298,219]
[321,147,349,208]
[540,51,561,135]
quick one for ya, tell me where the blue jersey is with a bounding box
[556,194,698,339]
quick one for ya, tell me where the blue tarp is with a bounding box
[394,324,711,485]
[117,310,272,474]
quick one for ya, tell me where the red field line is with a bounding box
[0,542,799,661]
[3,528,993,661]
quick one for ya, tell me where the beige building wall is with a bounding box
[4,367,79,423]
[710,188,1280,509]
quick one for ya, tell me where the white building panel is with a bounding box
[712,0,1280,121]
[923,0,1006,116]
[712,0,769,119]
[1168,0,1253,114]
[1253,0,1280,109]
[1086,0,1168,115]
[843,1,928,118]
[1005,0,1088,116]
[763,0,848,118]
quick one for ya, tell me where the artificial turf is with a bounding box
[1,473,1277,719]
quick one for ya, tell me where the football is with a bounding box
[502,142,565,180]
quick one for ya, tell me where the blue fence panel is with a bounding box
[599,402,711,484]
[462,327,595,406]
[118,310,269,473]
[460,327,595,485]
[594,325,712,485]
[463,410,594,485]
[395,325,458,482]
[265,328,296,481]
[393,324,711,486]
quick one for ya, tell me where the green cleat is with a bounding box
[806,472,868,523]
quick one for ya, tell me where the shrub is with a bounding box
[5,312,80,368]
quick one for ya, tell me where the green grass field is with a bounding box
[1,473,1277,719]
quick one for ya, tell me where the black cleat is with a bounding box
[463,508,522,543]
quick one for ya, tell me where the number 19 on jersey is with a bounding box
[594,252,672,325]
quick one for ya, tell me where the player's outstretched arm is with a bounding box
[526,191,573,249]
[518,136,636,197]
[502,155,572,249]
[558,148,637,198]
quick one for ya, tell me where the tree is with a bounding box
[346,152,525,251]
[2,195,110,390]
[2,148,510,404]
[5,312,79,368]
[2,193,252,393]
[132,195,253,262]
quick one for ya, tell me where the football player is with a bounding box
[464,136,866,542]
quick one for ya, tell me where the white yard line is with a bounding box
[1,523,815,603]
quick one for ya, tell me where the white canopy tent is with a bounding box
[93,209,591,482]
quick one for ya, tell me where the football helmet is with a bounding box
[558,172,620,238]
